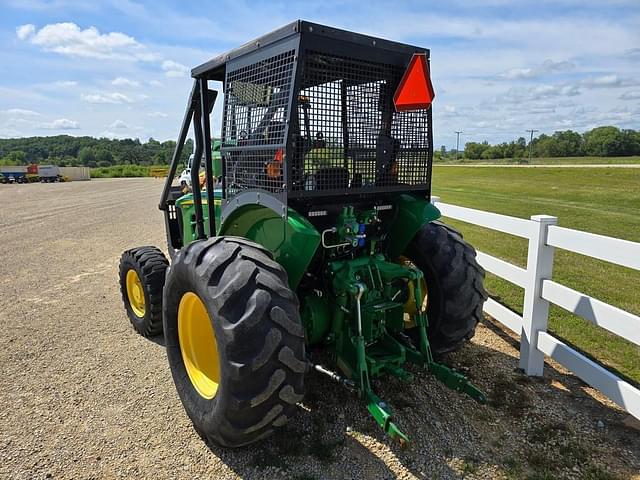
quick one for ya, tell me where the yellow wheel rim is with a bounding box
[178,292,220,399]
[399,256,428,328]
[126,269,146,317]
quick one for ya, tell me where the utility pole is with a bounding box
[455,131,462,160]
[526,129,539,161]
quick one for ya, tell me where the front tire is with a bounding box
[119,246,168,336]
[404,221,487,354]
[163,237,306,447]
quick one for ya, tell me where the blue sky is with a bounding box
[0,0,638,149]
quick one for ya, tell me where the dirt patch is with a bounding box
[0,179,638,479]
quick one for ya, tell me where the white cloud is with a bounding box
[357,14,638,58]
[109,119,130,129]
[148,80,163,87]
[39,118,80,130]
[100,127,147,140]
[16,24,35,40]
[0,127,24,138]
[2,108,41,116]
[112,77,139,87]
[620,91,640,100]
[498,59,575,80]
[147,111,168,118]
[581,75,640,88]
[54,80,78,87]
[162,60,189,78]
[18,22,157,61]
[99,130,131,139]
[81,92,133,104]
[529,106,557,114]
[500,83,581,103]
[625,48,640,59]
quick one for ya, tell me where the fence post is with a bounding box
[520,214,557,376]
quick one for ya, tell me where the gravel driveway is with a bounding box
[1,178,638,479]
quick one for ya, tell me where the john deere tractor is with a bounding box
[119,20,487,447]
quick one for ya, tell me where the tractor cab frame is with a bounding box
[160,20,433,257]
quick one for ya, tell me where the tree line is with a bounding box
[437,126,640,161]
[0,135,194,167]
[1,126,639,167]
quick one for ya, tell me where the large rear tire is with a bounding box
[119,246,168,336]
[163,237,306,447]
[404,221,487,354]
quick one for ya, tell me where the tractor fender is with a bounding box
[386,194,441,259]
[219,204,321,289]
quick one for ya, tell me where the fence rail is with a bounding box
[431,196,640,420]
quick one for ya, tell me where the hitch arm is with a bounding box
[429,362,487,403]
[365,390,409,445]
[410,270,488,404]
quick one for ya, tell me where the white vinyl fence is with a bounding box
[431,197,640,420]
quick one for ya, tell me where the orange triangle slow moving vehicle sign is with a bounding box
[393,53,435,112]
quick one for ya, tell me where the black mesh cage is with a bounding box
[289,50,432,199]
[221,49,297,200]
[218,33,432,207]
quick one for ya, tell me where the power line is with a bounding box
[455,131,463,160]
[526,129,539,161]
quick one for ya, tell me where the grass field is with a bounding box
[90,164,164,177]
[432,166,640,385]
[435,155,640,165]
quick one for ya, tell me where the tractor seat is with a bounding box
[314,167,349,191]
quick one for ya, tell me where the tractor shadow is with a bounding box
[199,317,640,479]
[147,334,165,347]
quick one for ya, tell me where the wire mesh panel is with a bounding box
[221,49,296,198]
[290,51,431,197]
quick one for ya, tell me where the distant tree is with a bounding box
[464,141,489,159]
[552,130,582,156]
[583,126,625,156]
[481,145,503,160]
[532,134,554,157]
[78,147,96,166]
[153,151,167,164]
[620,129,640,155]
[513,139,526,158]
[95,149,114,166]
[0,150,26,165]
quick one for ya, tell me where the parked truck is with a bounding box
[0,164,66,184]
[38,165,63,182]
[0,166,28,184]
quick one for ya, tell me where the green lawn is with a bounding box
[432,166,640,385]
[435,155,640,165]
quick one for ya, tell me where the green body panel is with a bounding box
[301,294,331,344]
[212,140,222,178]
[218,205,321,289]
[176,194,321,289]
[387,194,441,259]
[175,190,223,245]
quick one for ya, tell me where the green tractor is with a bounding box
[119,20,487,447]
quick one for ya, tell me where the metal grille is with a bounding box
[290,51,431,195]
[221,49,296,196]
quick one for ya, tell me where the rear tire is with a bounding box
[119,246,168,336]
[163,237,306,447]
[404,221,487,354]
